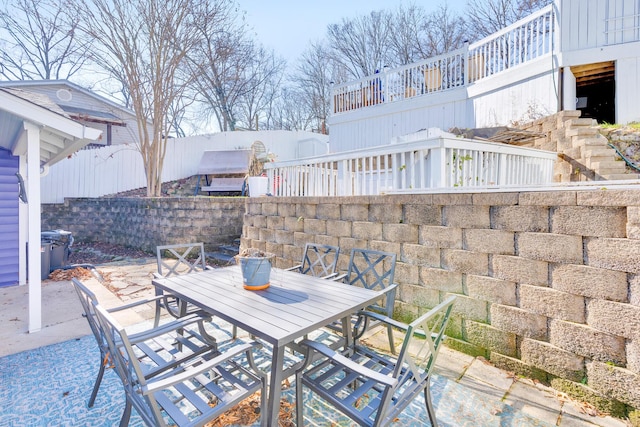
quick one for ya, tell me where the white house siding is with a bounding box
[329,89,469,151]
[616,57,640,124]
[560,0,640,51]
[470,69,559,128]
[0,148,18,287]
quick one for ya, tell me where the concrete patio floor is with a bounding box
[0,258,631,427]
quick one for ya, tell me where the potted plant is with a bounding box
[246,141,270,197]
[235,248,275,290]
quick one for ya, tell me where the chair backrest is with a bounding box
[378,295,456,424]
[345,248,396,311]
[93,301,263,427]
[299,243,340,277]
[71,278,107,357]
[395,295,456,381]
[92,302,162,424]
[156,243,207,277]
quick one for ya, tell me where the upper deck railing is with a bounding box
[264,135,557,197]
[332,4,556,114]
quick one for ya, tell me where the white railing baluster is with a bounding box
[265,137,556,196]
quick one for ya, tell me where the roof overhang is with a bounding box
[0,89,102,167]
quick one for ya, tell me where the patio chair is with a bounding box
[93,302,266,427]
[71,278,218,408]
[285,243,340,278]
[331,248,398,353]
[295,295,457,427]
[154,242,238,337]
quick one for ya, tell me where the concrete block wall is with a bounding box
[41,197,245,253]
[241,191,640,412]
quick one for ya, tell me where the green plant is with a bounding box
[599,122,621,130]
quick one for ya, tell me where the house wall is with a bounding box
[469,68,559,127]
[0,148,19,287]
[241,191,640,412]
[329,88,471,151]
[41,197,245,253]
[559,0,640,51]
[616,57,640,124]
[328,0,640,153]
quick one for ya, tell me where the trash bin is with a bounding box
[41,242,52,280]
[26,241,52,280]
[41,230,73,272]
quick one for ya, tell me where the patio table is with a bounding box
[152,265,386,427]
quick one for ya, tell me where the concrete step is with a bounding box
[565,118,597,127]
[584,148,618,158]
[602,173,640,180]
[556,110,581,126]
[589,160,626,170]
[574,137,611,149]
[206,240,240,265]
[566,127,599,138]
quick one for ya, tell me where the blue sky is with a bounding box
[238,0,468,63]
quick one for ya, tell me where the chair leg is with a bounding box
[295,372,304,426]
[153,299,162,328]
[232,325,238,339]
[119,399,132,427]
[87,359,106,407]
[387,324,396,355]
[424,378,438,427]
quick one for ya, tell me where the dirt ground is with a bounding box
[68,241,154,265]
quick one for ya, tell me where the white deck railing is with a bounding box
[332,4,556,114]
[265,136,557,197]
[467,5,555,81]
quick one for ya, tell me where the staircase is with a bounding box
[520,111,638,182]
[206,239,240,266]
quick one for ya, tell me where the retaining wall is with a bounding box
[241,190,640,414]
[41,197,245,253]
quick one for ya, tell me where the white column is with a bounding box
[562,67,577,111]
[18,155,27,286]
[25,122,42,333]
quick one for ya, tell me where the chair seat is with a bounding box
[302,344,403,424]
[94,303,267,427]
[296,296,457,427]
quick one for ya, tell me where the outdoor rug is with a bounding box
[0,334,554,426]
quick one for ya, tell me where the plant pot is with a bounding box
[237,254,274,290]
[248,176,269,197]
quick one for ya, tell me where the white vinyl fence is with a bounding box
[265,136,557,197]
[41,131,329,203]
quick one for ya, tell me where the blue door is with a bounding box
[0,148,19,287]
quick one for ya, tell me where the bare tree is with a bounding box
[326,10,392,80]
[466,0,552,39]
[387,3,430,65]
[71,0,232,196]
[234,47,286,130]
[424,4,468,56]
[187,9,285,132]
[291,41,337,133]
[0,0,89,80]
[267,86,314,131]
